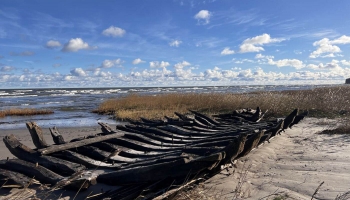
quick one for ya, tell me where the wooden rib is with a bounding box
[3,134,85,176]
[98,122,115,135]
[97,152,224,185]
[49,126,66,145]
[26,121,49,148]
[282,108,298,130]
[0,159,63,185]
[237,131,264,157]
[0,168,38,187]
[188,110,221,126]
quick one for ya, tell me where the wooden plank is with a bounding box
[38,132,125,155]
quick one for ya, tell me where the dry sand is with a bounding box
[0,118,349,199]
[183,118,350,200]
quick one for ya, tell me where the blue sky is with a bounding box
[1,0,350,88]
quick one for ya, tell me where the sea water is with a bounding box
[0,85,332,129]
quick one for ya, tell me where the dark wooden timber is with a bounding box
[49,126,66,144]
[0,168,37,187]
[98,122,115,135]
[283,108,298,130]
[238,131,264,157]
[38,132,125,155]
[26,121,49,148]
[3,134,85,176]
[0,159,63,185]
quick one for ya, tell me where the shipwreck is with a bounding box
[0,107,307,199]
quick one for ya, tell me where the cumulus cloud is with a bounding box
[70,68,87,76]
[221,47,235,55]
[150,61,170,68]
[310,35,350,58]
[169,40,182,47]
[174,61,191,69]
[102,26,126,37]
[62,38,96,52]
[132,58,145,65]
[10,51,35,56]
[100,59,122,68]
[45,40,61,48]
[0,66,15,72]
[239,34,285,53]
[341,60,350,66]
[194,10,211,24]
[267,58,304,69]
[307,60,342,71]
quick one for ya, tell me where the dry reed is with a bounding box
[0,108,54,118]
[93,86,350,121]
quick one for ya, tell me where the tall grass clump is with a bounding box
[93,86,350,121]
[0,108,54,118]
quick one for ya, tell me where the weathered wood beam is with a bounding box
[0,159,63,185]
[26,121,49,149]
[49,126,66,144]
[98,122,115,135]
[38,132,125,155]
[0,168,38,187]
[283,108,298,130]
[3,134,86,176]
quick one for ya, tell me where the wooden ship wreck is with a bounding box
[0,107,307,199]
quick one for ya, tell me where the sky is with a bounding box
[1,0,350,88]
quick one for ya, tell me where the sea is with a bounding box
[0,84,335,130]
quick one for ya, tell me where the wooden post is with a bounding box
[49,126,66,144]
[26,122,49,149]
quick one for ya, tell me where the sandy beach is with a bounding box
[181,118,350,200]
[0,118,349,199]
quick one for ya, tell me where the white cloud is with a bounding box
[70,68,87,76]
[174,61,191,69]
[62,38,96,52]
[101,59,122,68]
[150,61,170,68]
[102,26,126,37]
[239,33,285,53]
[221,47,235,55]
[194,10,211,24]
[132,58,145,65]
[268,58,304,69]
[341,60,350,66]
[255,54,264,59]
[307,60,342,71]
[169,40,182,47]
[0,66,15,72]
[45,40,61,48]
[310,35,350,58]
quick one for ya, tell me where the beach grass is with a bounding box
[93,85,350,121]
[0,108,54,118]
